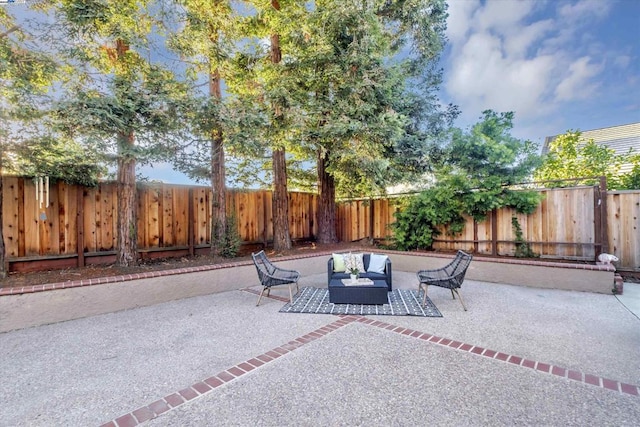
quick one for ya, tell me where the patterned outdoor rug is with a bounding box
[280,286,442,317]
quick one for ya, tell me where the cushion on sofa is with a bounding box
[332,253,346,272]
[362,271,387,281]
[367,253,388,274]
[344,253,365,273]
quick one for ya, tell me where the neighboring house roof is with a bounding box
[543,122,640,174]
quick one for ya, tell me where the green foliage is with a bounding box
[391,189,465,251]
[0,11,57,109]
[10,135,106,186]
[390,111,544,251]
[511,216,538,258]
[534,130,640,190]
[443,110,543,221]
[619,159,640,190]
[217,212,241,258]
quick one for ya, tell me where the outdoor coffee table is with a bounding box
[328,278,389,305]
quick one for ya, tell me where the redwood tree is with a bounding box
[268,0,292,251]
[50,0,187,266]
[169,0,235,257]
[294,0,455,243]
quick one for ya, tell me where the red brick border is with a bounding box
[356,316,639,398]
[102,313,638,426]
[99,316,359,427]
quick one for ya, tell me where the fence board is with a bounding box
[173,187,189,247]
[162,186,174,247]
[144,186,161,248]
[66,185,79,254]
[193,187,209,246]
[2,177,20,257]
[83,187,96,252]
[23,180,40,255]
[608,191,640,270]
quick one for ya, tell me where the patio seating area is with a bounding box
[1,264,639,425]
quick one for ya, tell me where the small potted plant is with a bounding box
[344,253,360,282]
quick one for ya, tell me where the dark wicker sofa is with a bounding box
[327,253,392,291]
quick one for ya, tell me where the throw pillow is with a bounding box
[332,253,346,272]
[367,253,388,274]
[344,252,365,273]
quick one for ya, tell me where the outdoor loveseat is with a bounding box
[327,253,393,291]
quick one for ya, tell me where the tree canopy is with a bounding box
[534,130,640,190]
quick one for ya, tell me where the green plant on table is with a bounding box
[344,253,360,276]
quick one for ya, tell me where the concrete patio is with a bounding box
[1,271,639,426]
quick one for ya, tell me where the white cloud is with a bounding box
[445,0,480,44]
[442,0,610,127]
[554,56,602,101]
[503,19,554,58]
[614,55,631,68]
[559,0,612,21]
[447,30,557,119]
[472,0,535,33]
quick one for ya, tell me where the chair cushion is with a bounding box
[367,253,388,274]
[361,272,387,281]
[332,253,346,272]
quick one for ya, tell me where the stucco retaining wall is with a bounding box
[0,250,614,333]
[383,250,615,294]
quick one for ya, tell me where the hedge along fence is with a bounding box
[336,185,640,272]
[1,177,318,272]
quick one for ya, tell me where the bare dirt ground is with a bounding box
[0,241,367,289]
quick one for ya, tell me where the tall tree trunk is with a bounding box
[0,161,5,278]
[115,39,137,266]
[116,131,138,266]
[272,148,291,251]
[317,149,338,243]
[270,0,291,252]
[209,68,226,257]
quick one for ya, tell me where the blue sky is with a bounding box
[441,0,640,143]
[146,0,640,184]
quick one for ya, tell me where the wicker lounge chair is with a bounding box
[416,250,473,311]
[252,250,300,306]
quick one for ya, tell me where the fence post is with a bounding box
[473,218,479,253]
[491,209,498,256]
[598,176,609,256]
[368,198,374,243]
[188,187,195,256]
[76,185,85,267]
[262,191,269,248]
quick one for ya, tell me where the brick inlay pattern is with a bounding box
[357,316,639,399]
[100,315,358,426]
[101,314,638,426]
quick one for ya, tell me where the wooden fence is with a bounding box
[607,190,640,271]
[2,176,639,272]
[1,177,317,271]
[336,186,640,271]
